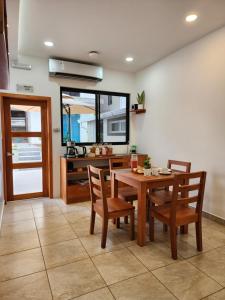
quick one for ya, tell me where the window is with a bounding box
[61,87,129,145]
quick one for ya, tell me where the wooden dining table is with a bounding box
[111,169,175,246]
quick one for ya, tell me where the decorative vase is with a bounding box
[138,104,144,110]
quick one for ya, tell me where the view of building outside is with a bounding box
[62,91,127,144]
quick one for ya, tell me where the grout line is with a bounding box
[200,288,225,300]
[32,204,54,300]
[125,245,179,300]
[1,199,224,300]
[0,245,41,257]
[0,269,49,284]
[187,257,224,288]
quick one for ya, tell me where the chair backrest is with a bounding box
[168,160,191,173]
[87,165,108,214]
[165,160,191,192]
[170,171,206,222]
[109,157,130,170]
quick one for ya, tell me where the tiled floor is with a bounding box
[0,198,225,300]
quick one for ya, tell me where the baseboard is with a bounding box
[202,211,225,226]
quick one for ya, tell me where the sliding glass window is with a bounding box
[61,87,129,145]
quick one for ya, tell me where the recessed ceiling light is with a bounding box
[126,57,134,62]
[89,51,99,58]
[44,41,54,47]
[185,14,198,23]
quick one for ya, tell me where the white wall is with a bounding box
[135,26,225,219]
[9,56,136,197]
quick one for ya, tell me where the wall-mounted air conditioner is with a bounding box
[49,58,103,81]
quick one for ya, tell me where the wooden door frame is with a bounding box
[0,92,53,202]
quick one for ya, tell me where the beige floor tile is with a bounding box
[204,289,225,299]
[109,227,137,247]
[42,239,88,268]
[70,216,102,237]
[4,203,31,213]
[189,246,225,286]
[0,230,40,255]
[202,227,225,248]
[74,287,114,300]
[0,271,52,300]
[47,258,105,300]
[63,207,90,223]
[110,272,176,300]
[33,205,62,218]
[80,232,124,256]
[35,214,68,229]
[128,242,180,270]
[175,233,213,259]
[38,224,77,246]
[0,219,36,236]
[31,198,60,209]
[152,261,221,300]
[0,248,45,282]
[92,248,147,285]
[2,210,34,224]
[59,202,91,213]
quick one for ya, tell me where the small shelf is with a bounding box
[67,171,87,176]
[130,109,146,114]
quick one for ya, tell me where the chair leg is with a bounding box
[116,218,120,228]
[124,216,129,224]
[101,218,108,248]
[180,224,188,234]
[146,199,150,221]
[130,210,135,240]
[149,212,155,241]
[170,226,177,260]
[195,221,203,251]
[163,224,168,232]
[90,210,96,234]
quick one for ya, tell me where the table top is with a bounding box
[111,168,174,183]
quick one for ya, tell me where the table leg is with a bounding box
[137,183,147,246]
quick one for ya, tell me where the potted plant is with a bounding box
[137,91,145,109]
[144,156,151,176]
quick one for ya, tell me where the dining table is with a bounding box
[111,169,175,246]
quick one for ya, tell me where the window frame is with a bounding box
[60,86,130,146]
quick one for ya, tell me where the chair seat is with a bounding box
[152,205,198,226]
[150,190,172,205]
[94,197,134,217]
[118,186,137,202]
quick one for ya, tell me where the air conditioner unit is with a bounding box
[49,58,103,81]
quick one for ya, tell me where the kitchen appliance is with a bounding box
[76,146,87,158]
[66,141,77,158]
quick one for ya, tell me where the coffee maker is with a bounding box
[66,140,77,158]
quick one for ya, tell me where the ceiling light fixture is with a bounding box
[185,14,198,23]
[44,41,54,47]
[88,51,99,58]
[126,57,134,62]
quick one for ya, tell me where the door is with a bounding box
[3,96,52,201]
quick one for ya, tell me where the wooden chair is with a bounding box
[150,160,191,232]
[88,165,135,248]
[109,157,138,224]
[149,171,206,259]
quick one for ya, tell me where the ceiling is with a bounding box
[7,0,225,72]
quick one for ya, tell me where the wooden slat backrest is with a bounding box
[87,165,108,214]
[170,171,206,221]
[164,160,191,192]
[168,160,191,173]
